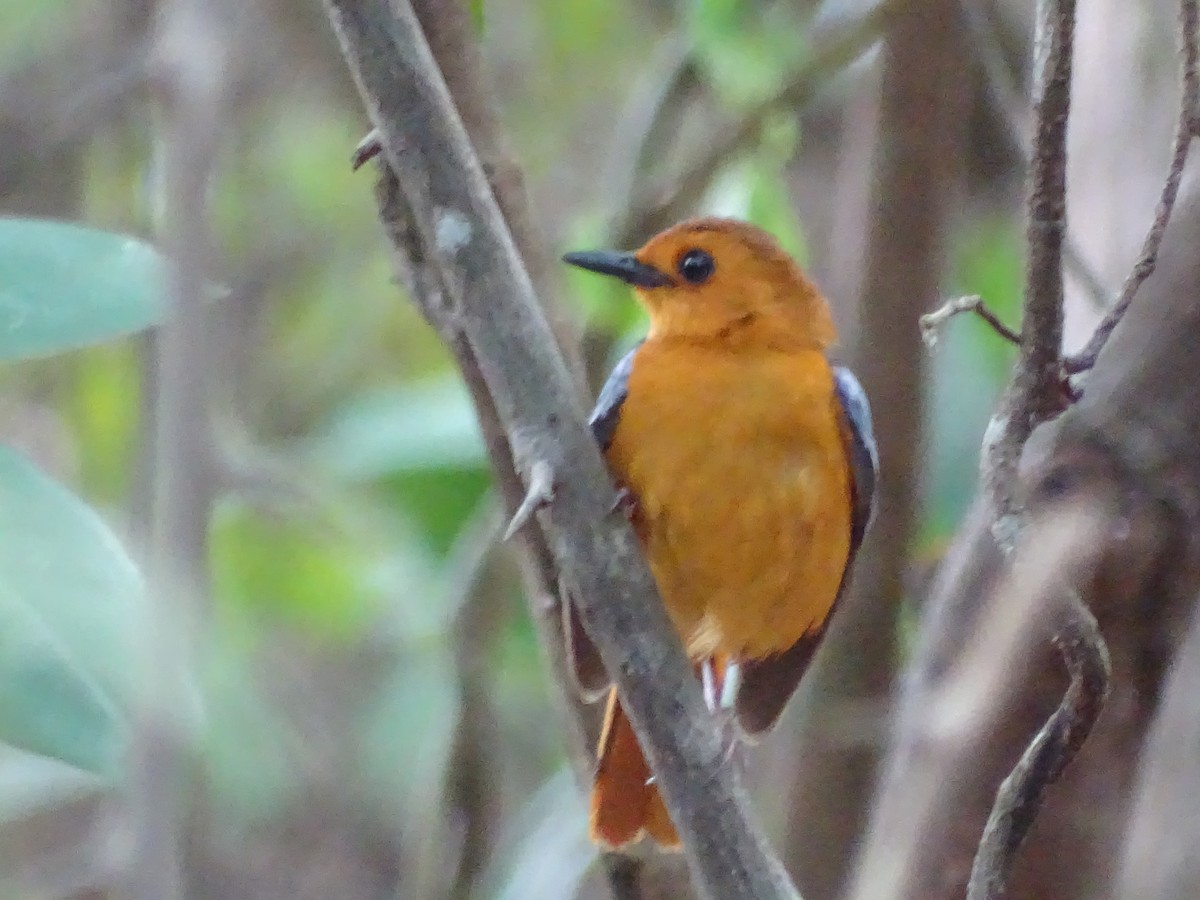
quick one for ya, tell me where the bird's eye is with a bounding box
[677,249,715,284]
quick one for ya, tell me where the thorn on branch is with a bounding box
[351,128,383,170]
[920,295,1022,349]
[503,460,556,540]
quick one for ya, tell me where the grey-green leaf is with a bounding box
[0,218,166,361]
[0,446,142,772]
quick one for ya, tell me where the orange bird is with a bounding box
[562,217,877,850]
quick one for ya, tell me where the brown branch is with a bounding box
[1065,0,1200,374]
[321,2,800,898]
[847,506,1107,900]
[391,0,613,816]
[614,0,906,248]
[965,595,1110,900]
[854,184,1200,900]
[982,0,1076,535]
[920,295,1022,348]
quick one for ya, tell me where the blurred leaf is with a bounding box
[951,218,1023,379]
[469,0,485,32]
[0,0,74,61]
[0,218,166,361]
[308,378,492,552]
[745,165,806,263]
[211,498,385,638]
[0,446,141,772]
[310,378,486,479]
[64,344,141,504]
[0,747,101,822]
[689,0,809,107]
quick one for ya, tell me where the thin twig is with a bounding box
[847,506,1105,900]
[965,0,1109,311]
[920,295,1022,349]
[1066,0,1200,374]
[982,0,1076,535]
[616,0,907,247]
[965,595,1111,900]
[126,1,229,896]
[321,2,801,897]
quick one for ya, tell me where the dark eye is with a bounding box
[678,248,715,284]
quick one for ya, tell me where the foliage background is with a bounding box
[0,0,1167,897]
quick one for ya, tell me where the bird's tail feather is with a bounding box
[589,688,681,850]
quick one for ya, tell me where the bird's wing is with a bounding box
[564,346,642,700]
[833,366,879,563]
[736,366,878,736]
[589,345,638,450]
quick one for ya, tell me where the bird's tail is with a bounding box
[589,688,681,850]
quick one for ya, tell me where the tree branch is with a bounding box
[1065,0,1199,374]
[125,1,230,896]
[848,505,1108,900]
[983,0,1076,536]
[920,295,1022,348]
[965,595,1110,900]
[320,2,800,898]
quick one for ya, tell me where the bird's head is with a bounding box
[563,217,835,349]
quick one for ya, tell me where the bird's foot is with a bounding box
[611,485,641,521]
[701,659,744,768]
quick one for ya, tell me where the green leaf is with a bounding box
[211,497,388,637]
[0,218,166,361]
[0,446,141,772]
[469,0,485,32]
[309,378,486,479]
[689,0,809,107]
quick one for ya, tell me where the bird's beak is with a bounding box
[562,250,674,288]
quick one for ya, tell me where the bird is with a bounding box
[561,217,877,850]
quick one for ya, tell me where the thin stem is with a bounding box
[1066,0,1200,374]
[966,595,1111,900]
[921,295,1022,348]
[982,0,1075,533]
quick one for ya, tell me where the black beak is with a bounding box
[562,250,674,288]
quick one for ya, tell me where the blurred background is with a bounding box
[0,0,1180,897]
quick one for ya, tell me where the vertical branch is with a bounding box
[124,2,228,897]
[983,0,1076,534]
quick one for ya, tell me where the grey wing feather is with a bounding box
[567,345,642,701]
[589,345,638,450]
[833,366,878,560]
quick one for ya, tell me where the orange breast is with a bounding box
[604,340,852,660]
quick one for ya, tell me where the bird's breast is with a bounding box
[605,342,852,660]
